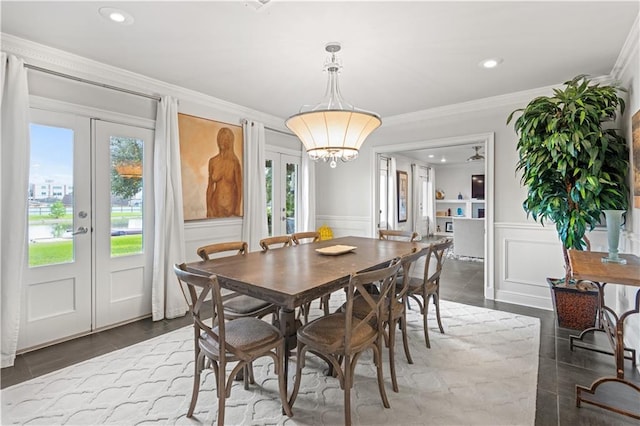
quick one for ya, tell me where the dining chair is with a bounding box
[404,238,453,348]
[173,264,292,425]
[259,235,292,251]
[291,231,320,245]
[196,241,277,323]
[291,231,328,321]
[378,229,420,242]
[341,247,429,392]
[288,258,402,426]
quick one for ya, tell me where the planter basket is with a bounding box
[547,278,598,330]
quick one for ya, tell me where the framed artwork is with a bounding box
[445,221,454,233]
[178,113,244,221]
[633,109,640,209]
[397,170,408,223]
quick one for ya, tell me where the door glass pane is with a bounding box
[110,136,143,257]
[285,162,298,233]
[265,159,273,236]
[28,124,74,267]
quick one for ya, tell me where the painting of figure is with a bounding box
[178,114,244,220]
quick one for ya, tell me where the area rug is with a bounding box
[1,299,539,425]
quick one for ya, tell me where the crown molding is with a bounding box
[611,12,639,82]
[0,33,286,130]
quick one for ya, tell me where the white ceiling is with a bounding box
[1,1,637,163]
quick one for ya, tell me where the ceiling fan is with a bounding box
[467,146,485,162]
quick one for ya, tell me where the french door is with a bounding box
[265,151,300,236]
[20,109,154,351]
[414,165,433,237]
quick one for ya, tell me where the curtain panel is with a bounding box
[151,96,187,321]
[241,120,268,252]
[1,54,30,367]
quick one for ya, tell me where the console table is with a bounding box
[567,250,640,420]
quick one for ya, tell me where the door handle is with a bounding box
[72,226,88,235]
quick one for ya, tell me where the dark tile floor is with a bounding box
[2,259,639,425]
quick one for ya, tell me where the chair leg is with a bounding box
[321,294,331,316]
[388,320,399,393]
[423,295,431,349]
[217,365,226,426]
[288,342,306,409]
[433,291,445,334]
[400,313,413,365]
[276,344,293,417]
[187,350,205,417]
[343,354,352,426]
[373,341,391,409]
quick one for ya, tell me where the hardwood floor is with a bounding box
[2,258,639,425]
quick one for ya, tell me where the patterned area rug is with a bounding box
[2,300,539,425]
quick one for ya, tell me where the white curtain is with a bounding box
[428,167,436,235]
[152,96,187,321]
[241,120,268,252]
[388,157,397,229]
[411,163,420,235]
[1,54,30,367]
[301,153,316,232]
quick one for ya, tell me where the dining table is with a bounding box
[186,235,425,390]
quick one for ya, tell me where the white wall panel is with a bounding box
[316,215,371,238]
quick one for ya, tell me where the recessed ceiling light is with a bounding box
[479,58,503,69]
[440,157,446,163]
[428,154,434,158]
[99,7,134,25]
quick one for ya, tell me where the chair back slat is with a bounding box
[291,231,320,245]
[197,241,248,260]
[260,235,292,251]
[378,229,420,242]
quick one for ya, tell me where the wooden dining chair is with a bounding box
[196,241,277,322]
[288,258,402,426]
[341,247,429,392]
[259,235,292,251]
[291,231,320,245]
[404,238,453,348]
[291,231,327,321]
[378,229,420,242]
[173,264,292,425]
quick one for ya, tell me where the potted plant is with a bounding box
[507,75,629,329]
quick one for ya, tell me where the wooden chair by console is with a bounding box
[173,264,292,425]
[288,259,402,426]
[259,235,292,251]
[291,231,327,321]
[378,229,420,242]
[404,238,453,348]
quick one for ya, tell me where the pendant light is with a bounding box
[467,146,485,162]
[285,43,382,168]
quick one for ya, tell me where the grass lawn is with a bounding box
[29,235,143,267]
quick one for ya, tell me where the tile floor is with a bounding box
[2,259,639,425]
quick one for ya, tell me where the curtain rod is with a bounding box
[24,63,162,102]
[242,119,296,137]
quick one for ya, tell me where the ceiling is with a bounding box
[1,1,637,164]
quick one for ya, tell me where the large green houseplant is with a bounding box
[507,75,629,327]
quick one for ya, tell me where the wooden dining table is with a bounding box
[186,235,424,388]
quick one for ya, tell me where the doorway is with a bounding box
[371,133,495,300]
[20,109,155,351]
[265,150,301,236]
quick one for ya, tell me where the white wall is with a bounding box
[433,162,485,201]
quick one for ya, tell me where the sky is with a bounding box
[29,123,73,186]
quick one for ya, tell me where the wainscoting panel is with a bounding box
[494,224,565,310]
[184,218,243,261]
[316,215,372,238]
